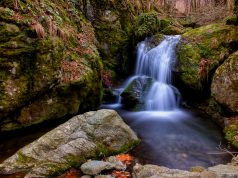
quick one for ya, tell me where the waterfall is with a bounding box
[135,35,181,111]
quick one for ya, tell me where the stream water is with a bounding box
[102,36,232,169]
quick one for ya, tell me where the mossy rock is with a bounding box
[134,11,160,40]
[211,51,238,113]
[0,0,103,131]
[224,124,238,148]
[177,23,238,96]
[159,18,184,35]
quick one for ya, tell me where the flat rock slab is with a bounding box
[0,109,139,177]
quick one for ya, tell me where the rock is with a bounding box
[120,76,152,110]
[80,156,125,175]
[177,24,238,97]
[132,164,212,178]
[0,109,139,177]
[106,156,126,170]
[81,160,114,175]
[0,2,103,131]
[208,164,238,177]
[211,51,238,113]
[95,175,114,178]
[81,176,91,178]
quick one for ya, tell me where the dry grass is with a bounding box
[30,22,46,38]
[46,19,58,36]
[13,0,19,10]
[57,28,67,41]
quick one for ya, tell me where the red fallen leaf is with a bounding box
[115,154,134,165]
[112,170,131,178]
[56,168,80,178]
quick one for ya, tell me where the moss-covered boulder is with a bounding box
[0,1,102,131]
[0,109,139,177]
[211,51,238,113]
[177,23,238,98]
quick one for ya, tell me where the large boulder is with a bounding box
[0,109,139,177]
[211,51,238,113]
[177,23,238,98]
[0,2,102,131]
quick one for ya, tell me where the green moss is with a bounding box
[224,124,238,148]
[134,11,160,38]
[95,139,140,159]
[178,23,238,92]
[17,151,36,164]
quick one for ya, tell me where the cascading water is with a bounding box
[119,35,181,111]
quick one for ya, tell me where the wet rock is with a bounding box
[211,51,238,113]
[0,109,139,177]
[121,76,152,110]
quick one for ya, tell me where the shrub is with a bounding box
[134,11,160,38]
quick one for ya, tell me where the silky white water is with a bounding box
[133,35,181,111]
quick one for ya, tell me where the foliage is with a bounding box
[134,11,160,38]
[224,124,238,148]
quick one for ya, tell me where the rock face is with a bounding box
[211,51,238,113]
[177,23,238,98]
[133,163,238,178]
[0,109,139,177]
[0,1,102,131]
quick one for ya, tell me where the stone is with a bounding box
[81,161,114,175]
[177,24,238,96]
[0,109,139,177]
[208,164,238,178]
[121,76,153,110]
[211,51,238,113]
[95,175,114,178]
[0,2,103,131]
[106,156,126,170]
[132,164,203,178]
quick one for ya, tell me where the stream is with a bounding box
[0,36,233,172]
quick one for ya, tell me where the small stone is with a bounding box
[106,156,126,170]
[80,160,114,175]
[95,175,114,178]
[80,175,91,178]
